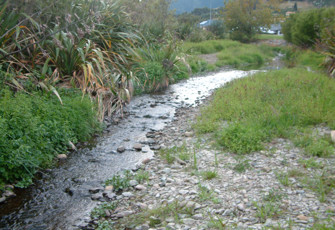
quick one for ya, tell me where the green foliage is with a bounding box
[135,42,189,94]
[159,144,189,164]
[196,68,335,154]
[282,8,335,47]
[135,170,150,184]
[253,201,282,223]
[215,44,276,69]
[105,170,132,192]
[201,170,218,180]
[293,133,334,157]
[0,88,100,187]
[233,159,251,173]
[182,39,240,55]
[223,0,277,42]
[91,202,118,219]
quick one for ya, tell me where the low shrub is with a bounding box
[0,88,100,187]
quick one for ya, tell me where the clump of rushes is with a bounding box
[196,68,335,154]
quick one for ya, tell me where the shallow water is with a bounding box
[0,70,254,230]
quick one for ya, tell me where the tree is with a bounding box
[223,0,279,42]
[293,2,298,11]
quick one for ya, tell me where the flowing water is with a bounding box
[0,69,257,230]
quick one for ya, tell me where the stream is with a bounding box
[0,69,257,230]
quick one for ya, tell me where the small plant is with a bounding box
[91,202,118,219]
[294,134,334,158]
[276,172,291,187]
[233,159,251,173]
[105,171,132,192]
[135,170,150,184]
[263,189,284,203]
[298,158,323,169]
[207,213,226,229]
[201,170,218,180]
[253,201,281,223]
[300,171,335,202]
[159,144,189,164]
[198,184,220,204]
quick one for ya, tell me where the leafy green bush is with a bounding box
[282,8,335,47]
[0,89,100,187]
[196,68,335,154]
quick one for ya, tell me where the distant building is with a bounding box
[198,19,216,28]
[270,24,282,35]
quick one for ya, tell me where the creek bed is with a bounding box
[0,70,255,230]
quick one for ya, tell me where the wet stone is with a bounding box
[117,146,126,153]
[0,197,6,203]
[133,143,143,151]
[89,187,103,194]
[91,193,103,201]
[3,190,16,198]
[57,154,67,160]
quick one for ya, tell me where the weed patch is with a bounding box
[0,89,100,187]
[196,68,335,154]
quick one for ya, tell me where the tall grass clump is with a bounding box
[134,41,189,94]
[196,68,335,154]
[182,40,240,55]
[215,44,277,69]
[0,88,100,187]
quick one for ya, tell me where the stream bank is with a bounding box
[87,88,335,230]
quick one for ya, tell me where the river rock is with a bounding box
[3,190,16,198]
[89,187,103,194]
[142,158,151,164]
[331,130,335,143]
[185,132,194,137]
[0,197,6,203]
[104,185,114,191]
[122,192,134,197]
[103,191,116,200]
[297,215,309,221]
[5,185,14,190]
[133,143,143,151]
[115,210,133,218]
[135,185,146,191]
[57,154,67,160]
[91,193,103,201]
[129,180,138,187]
[117,146,126,153]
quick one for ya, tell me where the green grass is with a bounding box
[0,88,100,187]
[115,201,194,229]
[256,34,284,40]
[201,170,218,180]
[183,39,279,70]
[195,68,335,154]
[215,44,278,69]
[253,201,282,223]
[159,144,190,164]
[182,39,240,55]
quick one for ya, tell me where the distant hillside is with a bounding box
[171,0,224,14]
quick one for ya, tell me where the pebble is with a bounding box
[89,187,103,194]
[142,158,151,164]
[91,193,103,201]
[122,192,134,197]
[117,146,126,153]
[135,185,146,191]
[115,211,133,218]
[3,190,16,198]
[57,154,67,160]
[129,180,138,187]
[0,197,6,203]
[133,143,143,151]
